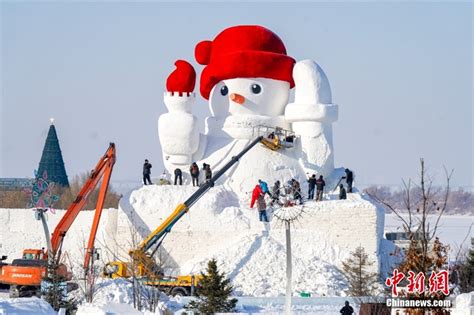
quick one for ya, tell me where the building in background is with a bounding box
[0,178,34,191]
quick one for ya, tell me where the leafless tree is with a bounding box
[368,159,453,314]
[99,222,166,312]
[369,159,453,248]
[63,233,105,304]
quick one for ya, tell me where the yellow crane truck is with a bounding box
[104,131,295,296]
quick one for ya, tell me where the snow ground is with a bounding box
[3,280,474,315]
[0,296,56,315]
[72,279,358,314]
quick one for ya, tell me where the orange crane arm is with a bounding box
[83,151,115,271]
[50,143,116,263]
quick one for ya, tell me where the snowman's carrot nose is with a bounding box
[230,93,245,105]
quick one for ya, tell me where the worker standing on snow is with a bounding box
[292,179,303,204]
[272,180,281,198]
[204,163,212,182]
[339,184,347,200]
[174,168,182,185]
[270,180,282,206]
[190,162,200,187]
[143,159,153,185]
[307,174,316,200]
[345,168,354,193]
[256,192,269,222]
[315,175,325,201]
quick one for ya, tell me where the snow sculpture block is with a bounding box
[107,186,388,296]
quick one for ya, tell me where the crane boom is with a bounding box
[50,143,116,264]
[83,148,115,270]
[137,136,263,253]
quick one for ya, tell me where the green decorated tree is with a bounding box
[37,122,69,187]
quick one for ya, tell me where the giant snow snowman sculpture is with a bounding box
[159,25,340,194]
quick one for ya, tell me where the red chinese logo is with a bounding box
[385,269,405,296]
[386,270,449,296]
[429,270,449,295]
[407,271,426,294]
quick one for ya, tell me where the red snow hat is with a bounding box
[195,25,295,100]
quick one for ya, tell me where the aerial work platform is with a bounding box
[252,125,296,151]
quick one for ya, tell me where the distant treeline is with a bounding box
[364,185,474,215]
[0,173,121,209]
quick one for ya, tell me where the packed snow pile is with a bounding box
[0,296,56,315]
[74,279,183,315]
[107,184,390,297]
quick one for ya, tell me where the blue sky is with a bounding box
[1,2,472,188]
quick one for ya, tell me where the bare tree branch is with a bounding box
[431,166,454,239]
[401,178,413,232]
[367,191,411,232]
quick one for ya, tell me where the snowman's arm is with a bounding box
[285,60,338,129]
[158,60,204,166]
[284,60,338,176]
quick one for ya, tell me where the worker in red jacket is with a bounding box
[250,184,263,208]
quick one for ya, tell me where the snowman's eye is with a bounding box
[251,84,262,94]
[220,85,228,96]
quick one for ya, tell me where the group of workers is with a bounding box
[187,162,213,187]
[307,168,354,201]
[248,168,355,222]
[144,159,355,221]
[170,163,213,186]
[142,159,213,187]
[249,178,305,222]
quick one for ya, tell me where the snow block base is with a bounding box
[108,185,387,297]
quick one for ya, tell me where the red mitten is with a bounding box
[166,60,196,93]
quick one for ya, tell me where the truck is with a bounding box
[0,143,116,297]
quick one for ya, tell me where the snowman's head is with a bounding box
[209,77,290,117]
[195,25,295,117]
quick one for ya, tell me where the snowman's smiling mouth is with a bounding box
[230,93,245,105]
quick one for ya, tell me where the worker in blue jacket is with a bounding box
[258,179,272,198]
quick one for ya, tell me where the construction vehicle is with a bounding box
[104,131,295,296]
[0,143,116,297]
